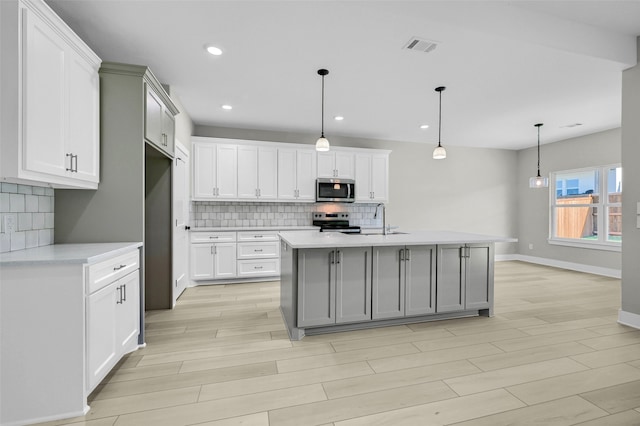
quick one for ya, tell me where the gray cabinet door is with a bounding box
[336,247,372,323]
[405,246,437,316]
[436,245,465,312]
[297,248,335,327]
[465,244,493,310]
[372,246,404,319]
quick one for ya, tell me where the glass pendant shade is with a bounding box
[433,145,446,159]
[316,137,330,152]
[529,175,549,188]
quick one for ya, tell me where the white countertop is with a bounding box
[0,242,143,266]
[278,230,517,249]
[191,226,319,232]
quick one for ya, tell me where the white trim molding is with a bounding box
[618,309,640,330]
[507,254,621,278]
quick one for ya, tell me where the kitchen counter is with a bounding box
[278,230,516,249]
[191,226,319,232]
[0,242,143,266]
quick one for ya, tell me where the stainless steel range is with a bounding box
[313,212,361,233]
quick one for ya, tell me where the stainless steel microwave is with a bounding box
[316,178,356,203]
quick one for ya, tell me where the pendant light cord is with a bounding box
[438,89,442,147]
[320,74,325,138]
[536,124,542,177]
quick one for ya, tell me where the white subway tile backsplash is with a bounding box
[11,231,26,251]
[1,183,18,193]
[10,194,25,212]
[190,201,381,228]
[1,184,54,252]
[25,230,39,248]
[18,212,32,231]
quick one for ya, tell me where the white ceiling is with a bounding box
[46,0,640,150]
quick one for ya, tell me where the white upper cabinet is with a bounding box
[192,137,388,203]
[277,148,317,201]
[237,145,277,200]
[192,142,238,200]
[0,0,101,189]
[317,151,355,179]
[355,152,389,202]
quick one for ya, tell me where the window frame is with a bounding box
[548,164,621,252]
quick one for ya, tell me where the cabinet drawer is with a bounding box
[237,242,279,259]
[87,250,139,294]
[237,259,280,277]
[237,231,279,242]
[190,231,237,243]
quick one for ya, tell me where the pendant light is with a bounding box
[433,86,447,159]
[529,123,549,188]
[315,69,330,152]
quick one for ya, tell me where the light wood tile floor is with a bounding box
[36,261,640,426]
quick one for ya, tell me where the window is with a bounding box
[550,165,622,250]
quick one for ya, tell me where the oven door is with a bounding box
[316,178,355,202]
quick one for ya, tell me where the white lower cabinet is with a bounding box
[87,269,139,391]
[237,231,280,277]
[190,232,237,280]
[0,243,141,426]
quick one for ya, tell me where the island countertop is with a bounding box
[278,230,517,249]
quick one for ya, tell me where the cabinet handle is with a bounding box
[113,264,127,271]
[254,235,263,238]
[336,250,341,264]
[65,153,77,172]
[330,251,335,265]
[399,248,404,261]
[122,283,127,302]
[209,236,219,239]
[406,249,411,261]
[254,266,263,269]
[116,285,123,304]
[254,249,263,252]
[466,246,471,258]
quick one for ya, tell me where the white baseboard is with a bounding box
[500,254,621,278]
[618,309,640,330]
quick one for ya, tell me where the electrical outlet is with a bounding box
[528,243,534,250]
[4,215,16,233]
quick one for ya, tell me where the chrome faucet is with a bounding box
[374,203,386,235]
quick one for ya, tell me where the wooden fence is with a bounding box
[556,193,621,239]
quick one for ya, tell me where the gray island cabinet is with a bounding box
[279,230,514,340]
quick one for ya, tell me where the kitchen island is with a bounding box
[278,230,515,340]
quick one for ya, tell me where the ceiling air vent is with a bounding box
[403,37,438,53]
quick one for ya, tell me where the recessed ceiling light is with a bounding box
[334,116,344,121]
[221,104,232,110]
[206,45,223,56]
[420,124,429,129]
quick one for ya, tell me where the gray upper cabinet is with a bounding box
[372,245,436,319]
[144,79,177,158]
[297,246,372,327]
[436,244,493,313]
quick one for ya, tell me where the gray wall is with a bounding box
[621,37,640,316]
[194,125,519,255]
[515,128,621,271]
[167,88,193,151]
